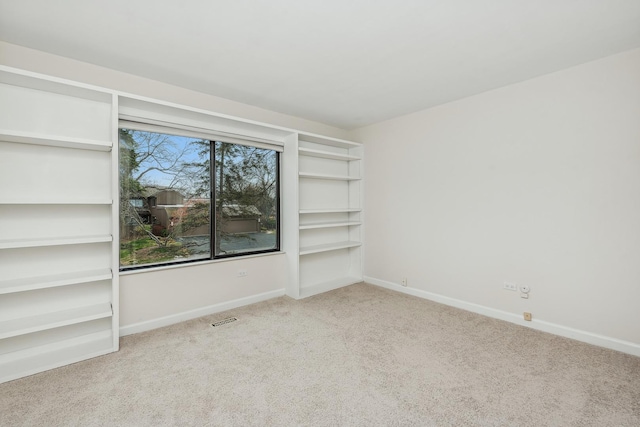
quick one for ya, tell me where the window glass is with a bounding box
[119,128,279,269]
[214,142,279,256]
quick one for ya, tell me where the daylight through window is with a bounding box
[119,128,279,269]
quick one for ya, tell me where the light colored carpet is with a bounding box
[1,283,639,426]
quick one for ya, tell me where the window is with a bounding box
[119,127,279,269]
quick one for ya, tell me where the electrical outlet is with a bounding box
[237,269,248,277]
[523,312,532,321]
[401,278,408,287]
[503,281,517,291]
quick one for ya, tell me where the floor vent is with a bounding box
[212,317,237,327]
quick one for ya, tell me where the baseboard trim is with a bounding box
[119,289,285,337]
[365,276,640,357]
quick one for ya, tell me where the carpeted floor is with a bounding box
[1,283,639,426]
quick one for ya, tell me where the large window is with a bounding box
[119,127,279,269]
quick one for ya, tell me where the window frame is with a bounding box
[118,121,282,272]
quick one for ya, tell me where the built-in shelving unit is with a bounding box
[291,133,364,298]
[0,65,363,383]
[0,66,118,384]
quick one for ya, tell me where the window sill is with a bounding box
[118,251,285,277]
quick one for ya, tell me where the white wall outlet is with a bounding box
[503,281,517,291]
[237,269,248,277]
[401,278,408,287]
[520,285,530,293]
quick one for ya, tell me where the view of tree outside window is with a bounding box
[119,128,279,269]
[214,141,279,256]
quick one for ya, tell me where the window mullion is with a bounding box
[214,141,218,259]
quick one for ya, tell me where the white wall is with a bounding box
[119,255,287,335]
[351,49,640,353]
[0,41,349,334]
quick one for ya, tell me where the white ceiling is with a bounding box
[1,1,639,129]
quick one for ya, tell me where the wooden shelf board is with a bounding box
[299,241,362,256]
[0,269,112,295]
[0,235,112,249]
[298,276,363,299]
[0,67,113,103]
[299,221,362,230]
[0,330,113,383]
[298,135,361,149]
[0,129,112,151]
[0,199,112,205]
[298,147,360,161]
[299,172,360,181]
[299,208,361,214]
[0,303,113,340]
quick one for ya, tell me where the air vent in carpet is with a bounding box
[211,317,237,327]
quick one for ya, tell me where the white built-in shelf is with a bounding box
[299,276,363,298]
[298,147,360,161]
[0,129,112,151]
[0,235,112,249]
[299,241,362,256]
[0,67,113,104]
[0,329,113,383]
[299,208,361,214]
[299,221,362,230]
[299,135,361,149]
[0,329,112,366]
[0,303,112,340]
[299,172,360,181]
[0,199,112,205]
[0,269,112,295]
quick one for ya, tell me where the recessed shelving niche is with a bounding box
[0,66,118,384]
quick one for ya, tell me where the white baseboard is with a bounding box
[119,289,285,337]
[365,276,640,358]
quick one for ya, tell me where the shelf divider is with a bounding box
[298,276,363,299]
[0,235,112,249]
[299,208,361,214]
[298,135,361,149]
[0,199,112,205]
[0,269,112,295]
[0,303,113,340]
[299,172,360,181]
[299,241,362,256]
[299,221,361,230]
[0,330,114,384]
[298,147,360,161]
[0,129,112,151]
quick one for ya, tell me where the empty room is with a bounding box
[1,1,639,425]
